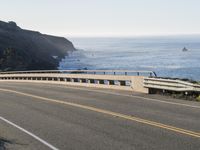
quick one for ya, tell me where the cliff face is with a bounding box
[0,20,76,71]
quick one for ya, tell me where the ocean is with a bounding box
[59,36,200,81]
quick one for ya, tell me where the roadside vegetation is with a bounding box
[150,89,200,102]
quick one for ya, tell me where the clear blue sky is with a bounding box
[1,0,200,37]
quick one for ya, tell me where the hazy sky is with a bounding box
[1,0,200,37]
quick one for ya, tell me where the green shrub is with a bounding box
[196,95,200,102]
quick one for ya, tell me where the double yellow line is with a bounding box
[0,88,199,138]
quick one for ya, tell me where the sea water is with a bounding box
[59,36,200,81]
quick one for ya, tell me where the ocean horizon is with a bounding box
[59,36,200,81]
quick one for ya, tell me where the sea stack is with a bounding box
[182,47,188,52]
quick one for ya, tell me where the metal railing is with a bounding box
[0,70,157,77]
[144,77,200,92]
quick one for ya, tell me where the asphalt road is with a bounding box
[0,81,199,150]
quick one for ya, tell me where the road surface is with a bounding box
[0,82,199,150]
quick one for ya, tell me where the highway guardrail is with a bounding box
[144,77,200,93]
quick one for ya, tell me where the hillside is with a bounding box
[0,20,76,71]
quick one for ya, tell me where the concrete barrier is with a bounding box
[1,70,199,94]
[0,70,152,93]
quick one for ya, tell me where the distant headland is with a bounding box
[0,20,76,71]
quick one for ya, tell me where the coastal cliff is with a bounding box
[0,20,76,71]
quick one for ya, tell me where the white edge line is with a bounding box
[0,116,59,150]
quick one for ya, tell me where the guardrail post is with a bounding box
[115,81,120,86]
[87,79,90,84]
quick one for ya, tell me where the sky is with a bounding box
[0,0,200,37]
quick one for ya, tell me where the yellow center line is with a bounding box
[0,88,200,138]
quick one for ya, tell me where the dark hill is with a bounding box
[0,20,76,71]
